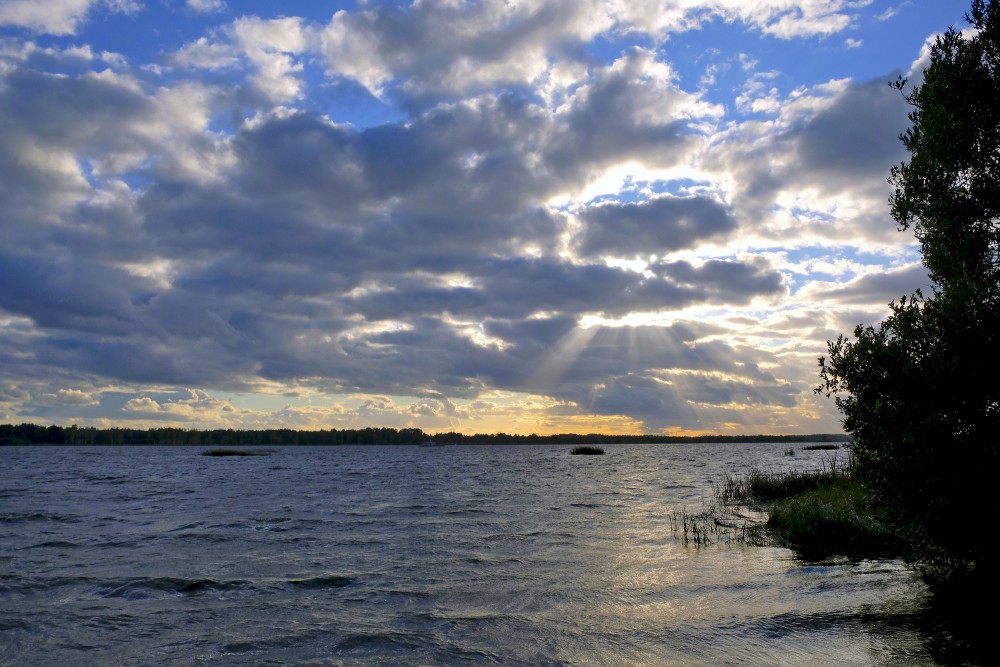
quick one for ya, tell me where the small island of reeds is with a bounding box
[570,446,605,455]
[202,448,273,457]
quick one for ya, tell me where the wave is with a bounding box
[96,577,256,600]
[287,575,354,590]
[334,630,436,655]
[22,540,81,549]
[0,511,81,524]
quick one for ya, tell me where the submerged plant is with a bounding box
[669,505,771,548]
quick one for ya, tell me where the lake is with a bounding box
[0,443,981,665]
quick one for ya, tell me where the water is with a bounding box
[0,443,978,665]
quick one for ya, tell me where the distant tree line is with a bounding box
[0,424,427,446]
[428,432,848,445]
[0,423,849,446]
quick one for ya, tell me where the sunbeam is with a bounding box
[526,321,601,390]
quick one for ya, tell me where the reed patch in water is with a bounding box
[674,455,905,559]
[570,446,605,455]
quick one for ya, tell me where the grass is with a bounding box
[716,458,849,505]
[570,446,605,455]
[762,471,903,559]
[726,458,903,559]
[672,456,905,560]
[201,448,273,457]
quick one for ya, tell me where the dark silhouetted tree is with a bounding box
[818,0,1000,574]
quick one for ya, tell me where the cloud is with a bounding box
[791,76,909,186]
[172,36,240,69]
[737,0,858,38]
[803,263,932,305]
[576,195,738,257]
[0,1,947,435]
[544,49,721,188]
[173,16,307,101]
[187,0,225,13]
[0,46,845,432]
[0,67,156,205]
[655,258,787,301]
[549,325,797,431]
[591,0,861,40]
[36,389,100,406]
[311,1,862,107]
[0,0,137,35]
[317,1,610,101]
[337,254,782,324]
[703,72,911,250]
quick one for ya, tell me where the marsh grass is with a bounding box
[202,448,273,457]
[673,455,905,559]
[570,446,605,455]
[716,456,849,505]
[766,476,903,559]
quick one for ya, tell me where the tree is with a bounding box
[818,0,1000,574]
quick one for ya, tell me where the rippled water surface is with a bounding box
[0,444,975,665]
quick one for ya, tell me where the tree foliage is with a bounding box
[818,0,1000,573]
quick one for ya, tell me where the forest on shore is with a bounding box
[0,422,849,447]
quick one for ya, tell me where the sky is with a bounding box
[0,0,972,435]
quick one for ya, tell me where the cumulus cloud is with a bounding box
[317,0,610,101]
[0,0,137,36]
[38,389,100,406]
[576,195,737,257]
[803,263,932,305]
[0,0,952,435]
[544,49,721,187]
[174,16,307,101]
[703,72,911,250]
